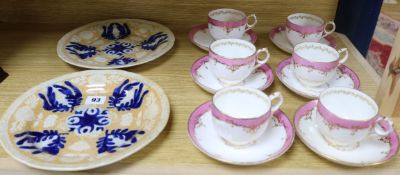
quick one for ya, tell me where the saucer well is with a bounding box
[191,55,274,94]
[57,19,175,69]
[294,100,399,167]
[188,24,257,51]
[188,101,294,165]
[0,70,170,171]
[276,58,360,99]
[269,25,336,53]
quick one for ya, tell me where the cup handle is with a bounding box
[322,21,336,38]
[245,14,257,32]
[252,48,270,71]
[337,48,348,65]
[372,116,394,136]
[268,92,284,113]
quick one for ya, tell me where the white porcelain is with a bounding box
[286,13,335,46]
[295,100,399,166]
[315,87,394,150]
[208,8,257,40]
[188,101,295,165]
[188,24,257,51]
[292,42,348,87]
[191,56,274,94]
[211,86,283,145]
[276,58,360,99]
[269,25,336,53]
[209,39,270,85]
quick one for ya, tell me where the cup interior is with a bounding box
[208,8,246,22]
[213,86,270,119]
[210,39,256,59]
[319,87,378,121]
[288,13,324,27]
[294,42,338,62]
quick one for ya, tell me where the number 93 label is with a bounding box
[85,96,106,105]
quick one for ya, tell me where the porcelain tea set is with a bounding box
[0,8,398,172]
[188,8,398,166]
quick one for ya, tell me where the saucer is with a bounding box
[57,19,175,69]
[294,100,399,166]
[269,25,336,53]
[191,55,274,94]
[188,101,294,165]
[188,24,257,51]
[0,70,170,171]
[276,58,360,99]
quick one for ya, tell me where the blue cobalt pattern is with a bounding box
[67,108,111,135]
[103,42,134,56]
[108,79,149,111]
[66,42,97,59]
[15,130,67,155]
[65,22,169,66]
[107,57,137,65]
[101,23,131,40]
[141,32,168,51]
[38,81,82,112]
[96,129,145,154]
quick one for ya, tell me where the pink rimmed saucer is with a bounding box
[294,100,399,167]
[188,24,257,51]
[276,58,360,99]
[269,25,336,53]
[191,56,274,94]
[188,101,294,165]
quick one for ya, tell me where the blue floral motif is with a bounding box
[96,129,145,154]
[101,23,131,40]
[107,57,137,65]
[108,79,149,111]
[65,23,169,65]
[66,42,97,59]
[38,81,82,112]
[103,42,134,56]
[140,32,168,51]
[15,130,67,155]
[67,108,110,135]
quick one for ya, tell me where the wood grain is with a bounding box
[0,0,338,31]
[376,30,400,117]
[0,21,395,174]
[382,2,400,21]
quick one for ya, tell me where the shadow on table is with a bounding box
[0,67,8,83]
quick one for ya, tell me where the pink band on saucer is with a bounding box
[286,20,324,33]
[208,17,247,28]
[379,117,400,158]
[274,109,295,152]
[317,101,378,129]
[292,53,338,72]
[211,103,271,129]
[209,50,255,66]
[338,65,361,89]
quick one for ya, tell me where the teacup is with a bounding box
[286,13,336,46]
[209,39,270,86]
[211,86,284,146]
[315,87,394,150]
[292,42,348,87]
[208,8,257,40]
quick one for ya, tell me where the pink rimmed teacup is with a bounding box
[211,86,284,146]
[292,42,348,87]
[208,8,257,40]
[286,13,336,46]
[209,39,270,86]
[315,87,394,150]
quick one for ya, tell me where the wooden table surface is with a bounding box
[0,23,397,174]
